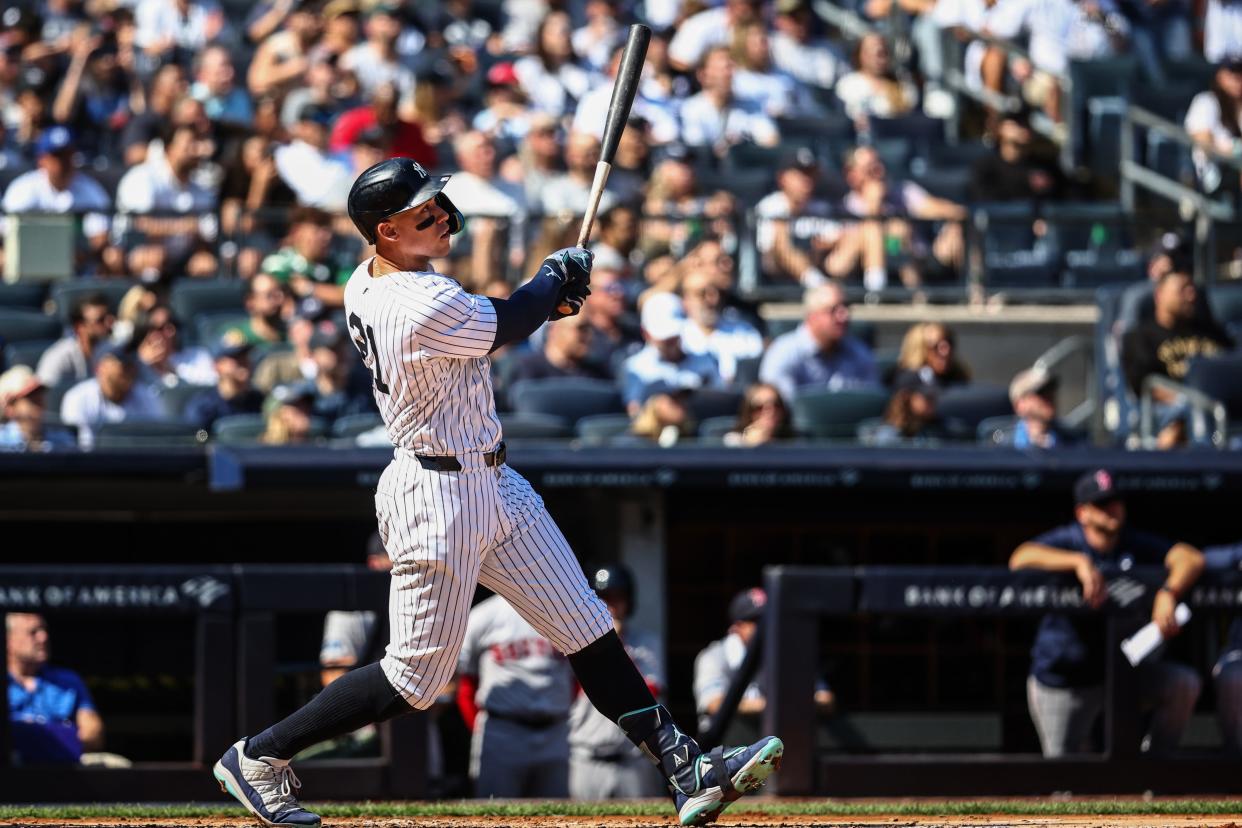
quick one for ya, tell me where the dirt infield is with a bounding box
[5,815,1242,828]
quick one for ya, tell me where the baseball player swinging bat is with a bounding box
[555,23,651,317]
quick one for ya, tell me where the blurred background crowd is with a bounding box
[0,0,1239,453]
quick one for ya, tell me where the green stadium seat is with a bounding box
[170,280,246,332]
[499,412,573,439]
[790,388,890,440]
[509,378,624,425]
[575,413,633,444]
[0,282,48,310]
[0,309,62,343]
[331,412,385,439]
[50,279,136,326]
[212,413,268,445]
[158,382,213,420]
[93,420,207,449]
[4,338,55,370]
[697,415,738,439]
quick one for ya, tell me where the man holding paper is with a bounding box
[1009,468,1206,758]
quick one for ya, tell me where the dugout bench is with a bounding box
[0,565,425,803]
[760,565,1242,796]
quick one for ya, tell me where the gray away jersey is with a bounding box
[343,258,502,454]
[458,595,575,719]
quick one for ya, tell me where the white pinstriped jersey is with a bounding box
[343,258,503,454]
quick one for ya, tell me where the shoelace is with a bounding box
[273,763,303,808]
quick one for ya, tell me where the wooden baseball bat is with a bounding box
[556,23,651,315]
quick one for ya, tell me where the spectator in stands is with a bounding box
[540,131,619,218]
[723,382,793,446]
[184,333,264,432]
[755,147,846,288]
[338,3,415,103]
[1115,231,1200,332]
[771,0,849,94]
[0,366,75,452]
[133,303,217,390]
[1010,469,1204,757]
[876,372,955,442]
[253,298,322,393]
[628,389,695,447]
[834,33,918,124]
[514,113,563,207]
[982,0,1128,123]
[759,282,879,403]
[115,122,216,215]
[572,0,620,73]
[121,64,186,166]
[1206,1,1242,63]
[330,80,435,165]
[1122,267,1234,448]
[969,110,1068,202]
[307,324,374,424]
[581,261,642,376]
[842,146,967,289]
[643,148,737,258]
[668,0,764,72]
[503,314,612,407]
[472,62,533,155]
[513,11,591,119]
[622,293,722,416]
[6,613,105,764]
[48,28,138,162]
[1202,542,1242,755]
[60,340,164,450]
[231,273,290,347]
[1119,0,1192,85]
[217,134,298,248]
[679,46,780,151]
[694,588,834,739]
[260,207,353,308]
[262,381,318,445]
[1006,367,1073,448]
[134,0,230,65]
[680,267,765,386]
[731,22,813,118]
[1185,58,1242,192]
[441,130,528,285]
[2,126,111,257]
[37,293,113,389]
[894,322,971,389]
[281,53,347,132]
[592,205,643,279]
[190,44,252,126]
[247,1,321,100]
[273,103,353,210]
[573,44,680,145]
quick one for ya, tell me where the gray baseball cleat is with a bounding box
[213,738,321,827]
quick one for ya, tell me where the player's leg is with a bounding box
[1026,675,1104,757]
[1213,656,1242,755]
[471,714,529,798]
[1137,660,1201,755]
[526,723,571,798]
[480,467,783,825]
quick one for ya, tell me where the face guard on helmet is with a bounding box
[346,157,466,245]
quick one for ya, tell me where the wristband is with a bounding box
[1158,585,1177,598]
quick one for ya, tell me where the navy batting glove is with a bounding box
[541,247,594,287]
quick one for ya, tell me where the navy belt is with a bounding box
[486,709,565,729]
[415,442,506,472]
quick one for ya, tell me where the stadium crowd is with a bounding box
[0,0,1238,452]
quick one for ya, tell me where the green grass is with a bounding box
[2,799,1242,820]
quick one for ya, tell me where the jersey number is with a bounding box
[348,312,390,395]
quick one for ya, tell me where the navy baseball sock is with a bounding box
[244,662,411,761]
[567,629,658,725]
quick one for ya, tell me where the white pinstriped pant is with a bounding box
[374,449,613,709]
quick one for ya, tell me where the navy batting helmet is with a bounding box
[346,157,465,245]
[588,563,636,616]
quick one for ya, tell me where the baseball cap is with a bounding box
[1074,468,1121,506]
[35,126,75,157]
[297,103,334,127]
[271,380,317,405]
[729,587,767,623]
[640,292,685,341]
[486,61,520,87]
[780,146,818,173]
[310,324,346,351]
[1008,368,1058,405]
[292,296,328,322]
[94,339,139,367]
[211,329,252,360]
[590,245,627,274]
[658,143,692,165]
[0,365,45,407]
[1220,55,1242,73]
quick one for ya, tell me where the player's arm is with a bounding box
[1010,535,1106,609]
[1154,542,1205,637]
[488,247,593,352]
[76,706,104,752]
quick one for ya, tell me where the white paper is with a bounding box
[1120,603,1192,667]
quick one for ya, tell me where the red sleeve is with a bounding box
[456,674,480,732]
[393,120,437,167]
[329,108,375,154]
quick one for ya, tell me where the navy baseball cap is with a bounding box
[272,380,317,405]
[1074,468,1121,506]
[211,330,252,360]
[35,126,75,156]
[729,587,767,623]
[94,339,138,367]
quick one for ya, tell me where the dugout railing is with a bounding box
[0,565,425,803]
[761,565,1242,796]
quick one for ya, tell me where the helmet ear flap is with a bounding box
[435,192,466,235]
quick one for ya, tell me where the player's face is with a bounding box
[1078,499,1125,536]
[380,199,453,260]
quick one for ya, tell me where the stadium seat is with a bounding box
[575,413,634,444]
[1062,261,1145,289]
[45,379,78,416]
[1067,57,1138,173]
[332,413,385,439]
[212,414,268,445]
[4,338,55,370]
[697,415,737,439]
[158,383,212,420]
[93,420,207,449]
[790,388,890,440]
[497,412,571,439]
[734,356,762,388]
[0,282,48,310]
[910,166,972,205]
[976,415,1019,445]
[50,279,136,326]
[1042,203,1132,262]
[686,388,744,422]
[936,385,1012,430]
[1183,355,1242,424]
[925,142,992,170]
[509,377,625,425]
[868,114,946,162]
[0,309,63,343]
[1207,284,1242,337]
[195,312,250,346]
[169,279,246,329]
